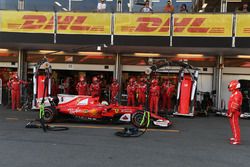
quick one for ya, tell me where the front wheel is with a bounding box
[131,111,149,128]
[44,106,57,123]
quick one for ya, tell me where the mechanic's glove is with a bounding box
[227,113,232,118]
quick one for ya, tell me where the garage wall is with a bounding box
[222,67,250,109]
[197,67,213,94]
[0,62,18,68]
[197,74,213,93]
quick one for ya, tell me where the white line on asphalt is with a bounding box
[6,117,19,121]
[48,124,180,133]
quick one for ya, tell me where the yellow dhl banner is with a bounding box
[0,11,111,35]
[114,13,171,36]
[57,13,111,35]
[236,14,250,37]
[173,14,233,37]
[0,11,53,33]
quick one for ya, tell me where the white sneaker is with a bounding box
[230,141,240,145]
[229,138,235,141]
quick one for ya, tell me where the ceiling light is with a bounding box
[202,3,207,9]
[134,53,160,57]
[53,51,65,55]
[39,50,57,53]
[0,49,9,52]
[39,50,64,55]
[54,1,62,7]
[62,8,68,11]
[97,46,102,51]
[237,55,250,58]
[78,52,103,56]
[227,0,241,2]
[176,54,204,58]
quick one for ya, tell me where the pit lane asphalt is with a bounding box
[0,106,250,167]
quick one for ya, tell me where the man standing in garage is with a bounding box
[7,74,28,111]
[137,77,147,107]
[227,80,243,145]
[161,78,169,111]
[90,76,101,98]
[76,76,88,95]
[127,78,136,106]
[110,78,119,104]
[150,79,160,115]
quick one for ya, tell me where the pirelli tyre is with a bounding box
[131,111,149,128]
[44,106,57,123]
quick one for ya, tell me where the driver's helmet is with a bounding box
[101,101,109,106]
[228,80,240,92]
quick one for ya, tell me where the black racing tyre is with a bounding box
[131,111,148,128]
[44,106,57,123]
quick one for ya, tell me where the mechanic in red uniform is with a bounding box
[227,80,243,145]
[162,79,175,112]
[150,79,160,115]
[90,76,101,98]
[51,78,58,96]
[127,78,136,106]
[97,75,103,97]
[7,75,27,111]
[76,76,88,95]
[63,77,71,94]
[161,79,169,111]
[110,78,119,104]
[137,77,147,106]
[167,82,175,111]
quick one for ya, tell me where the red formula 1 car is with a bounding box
[43,94,172,128]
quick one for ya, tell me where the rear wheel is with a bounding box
[44,106,57,123]
[131,111,148,128]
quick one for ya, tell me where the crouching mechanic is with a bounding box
[227,80,243,145]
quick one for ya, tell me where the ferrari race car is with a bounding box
[43,94,172,128]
